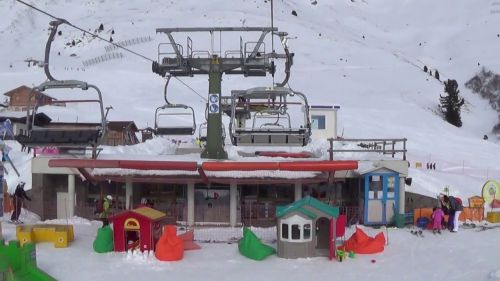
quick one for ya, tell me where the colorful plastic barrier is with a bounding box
[413,207,483,224]
[0,240,56,281]
[487,212,500,223]
[16,224,74,248]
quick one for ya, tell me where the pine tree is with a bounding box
[98,23,104,31]
[440,79,465,127]
[434,70,440,80]
[423,65,428,72]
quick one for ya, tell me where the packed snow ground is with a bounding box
[1,0,500,280]
[1,0,499,198]
[1,215,500,281]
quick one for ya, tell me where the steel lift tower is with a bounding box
[152,27,292,159]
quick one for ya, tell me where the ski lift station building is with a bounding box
[27,103,409,229]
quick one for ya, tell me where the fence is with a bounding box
[240,202,277,227]
[82,52,124,67]
[104,36,153,52]
[328,138,407,160]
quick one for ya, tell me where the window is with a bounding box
[311,115,326,130]
[291,225,300,240]
[387,176,395,199]
[303,224,311,239]
[280,215,313,242]
[281,223,289,239]
[369,175,382,199]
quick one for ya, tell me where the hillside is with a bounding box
[0,0,499,199]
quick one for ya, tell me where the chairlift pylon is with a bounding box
[154,75,196,136]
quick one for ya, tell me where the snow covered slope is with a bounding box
[0,0,499,198]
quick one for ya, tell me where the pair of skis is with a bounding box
[410,229,424,237]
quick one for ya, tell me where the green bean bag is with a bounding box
[93,225,114,253]
[238,227,275,261]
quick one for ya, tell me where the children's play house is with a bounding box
[110,207,170,252]
[276,196,339,259]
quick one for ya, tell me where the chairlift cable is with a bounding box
[16,0,153,62]
[170,76,207,102]
[16,0,208,103]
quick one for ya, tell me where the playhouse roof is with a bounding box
[276,196,339,219]
[111,207,167,221]
[133,207,167,220]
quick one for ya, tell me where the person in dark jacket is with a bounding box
[10,181,31,223]
[440,195,463,232]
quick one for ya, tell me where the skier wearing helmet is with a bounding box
[10,181,31,223]
[99,195,113,226]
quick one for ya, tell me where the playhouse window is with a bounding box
[281,223,289,239]
[303,224,311,239]
[280,215,313,242]
[291,225,301,240]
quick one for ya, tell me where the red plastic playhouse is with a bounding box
[110,207,170,252]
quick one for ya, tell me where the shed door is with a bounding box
[364,173,399,225]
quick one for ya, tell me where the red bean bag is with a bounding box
[155,225,184,261]
[339,227,385,254]
[178,230,201,250]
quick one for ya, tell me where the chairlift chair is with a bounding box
[229,87,311,146]
[154,104,196,135]
[198,121,226,143]
[17,80,107,150]
[15,21,107,158]
[152,74,197,136]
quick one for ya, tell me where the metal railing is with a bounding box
[328,138,407,160]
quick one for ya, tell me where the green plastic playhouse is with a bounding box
[0,240,56,281]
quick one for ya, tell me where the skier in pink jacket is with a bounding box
[431,206,445,234]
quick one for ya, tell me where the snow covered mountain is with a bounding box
[1,0,499,199]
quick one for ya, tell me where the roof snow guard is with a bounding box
[49,159,357,172]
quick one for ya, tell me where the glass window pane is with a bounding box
[387,176,395,199]
[369,176,382,199]
[282,223,289,239]
[291,224,301,240]
[311,115,326,129]
[303,224,311,239]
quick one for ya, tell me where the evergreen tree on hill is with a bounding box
[440,79,465,127]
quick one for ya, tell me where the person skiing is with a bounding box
[10,181,31,223]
